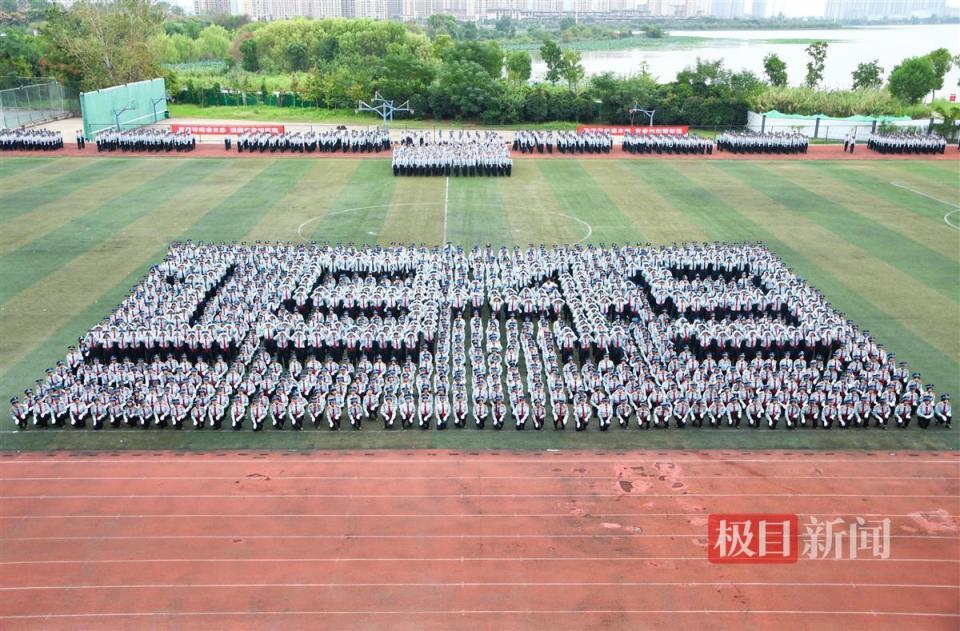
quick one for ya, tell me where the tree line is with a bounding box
[2,0,957,126]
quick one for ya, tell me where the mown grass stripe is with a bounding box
[900,160,960,183]
[801,161,960,224]
[628,161,755,239]
[0,159,295,408]
[608,161,708,243]
[187,160,315,243]
[0,160,183,257]
[0,158,88,193]
[0,160,135,223]
[872,161,960,197]
[0,157,54,180]
[381,176,446,245]
[681,161,958,363]
[244,160,361,243]
[715,162,959,303]
[537,160,644,243]
[309,160,396,245]
[652,161,959,397]
[779,163,958,262]
[446,176,511,246]
[499,163,583,246]
[0,160,226,306]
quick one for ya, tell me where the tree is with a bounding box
[238,36,258,72]
[446,41,503,79]
[375,51,436,101]
[313,34,339,64]
[540,38,564,84]
[461,22,478,41]
[426,14,458,40]
[195,24,230,61]
[560,49,584,93]
[494,15,515,38]
[924,48,953,100]
[851,59,883,90]
[804,40,828,88]
[888,56,938,104]
[505,50,531,86]
[285,41,308,72]
[762,53,788,87]
[427,60,502,120]
[42,0,165,90]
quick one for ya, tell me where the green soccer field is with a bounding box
[1,156,958,451]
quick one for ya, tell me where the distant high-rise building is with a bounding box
[194,0,232,15]
[709,0,743,18]
[238,0,270,19]
[826,0,948,20]
[303,0,343,17]
[682,0,708,16]
[750,0,766,18]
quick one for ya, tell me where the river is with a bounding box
[531,24,960,93]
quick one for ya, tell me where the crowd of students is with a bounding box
[10,242,951,433]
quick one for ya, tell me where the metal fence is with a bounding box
[0,81,77,129]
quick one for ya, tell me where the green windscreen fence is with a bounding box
[80,78,168,139]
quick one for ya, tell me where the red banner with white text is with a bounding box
[576,124,689,136]
[171,124,285,135]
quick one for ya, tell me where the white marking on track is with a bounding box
[0,610,955,620]
[1,492,953,499]
[5,474,951,481]
[0,556,954,565]
[2,533,950,541]
[0,457,955,465]
[889,181,960,230]
[0,581,953,591]
[0,512,952,519]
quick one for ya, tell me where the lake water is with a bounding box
[530,24,960,93]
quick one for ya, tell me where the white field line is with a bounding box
[889,181,960,230]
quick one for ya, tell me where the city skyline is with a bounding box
[187,0,960,19]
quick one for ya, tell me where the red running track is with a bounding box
[2,144,960,160]
[0,450,958,630]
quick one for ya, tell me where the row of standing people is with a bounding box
[0,128,63,151]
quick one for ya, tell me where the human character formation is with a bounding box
[10,242,951,434]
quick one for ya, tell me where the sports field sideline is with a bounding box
[0,156,957,451]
